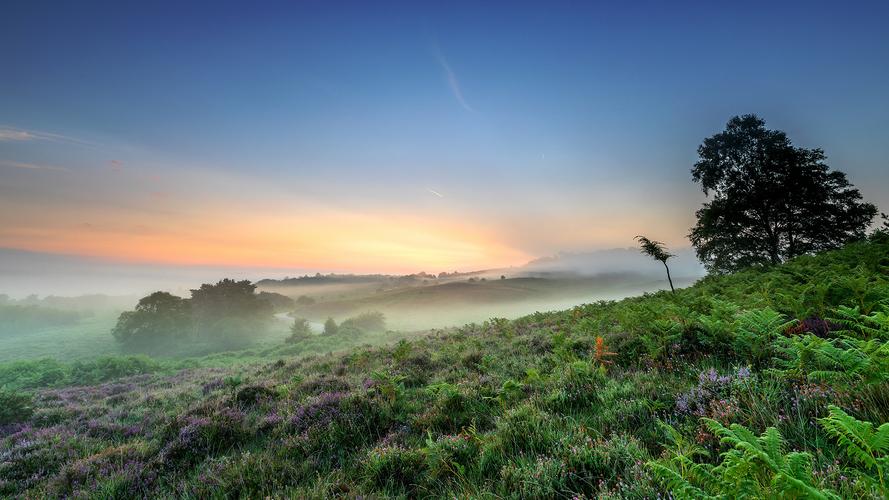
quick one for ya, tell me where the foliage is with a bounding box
[286,317,313,343]
[689,114,877,273]
[775,335,889,388]
[111,279,276,354]
[0,305,81,336]
[1,238,888,497]
[649,419,840,499]
[820,405,889,492]
[635,235,676,292]
[111,291,190,349]
[0,389,33,425]
[340,311,386,332]
[323,317,338,336]
[0,355,164,391]
[733,308,795,368]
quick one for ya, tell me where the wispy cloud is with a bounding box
[0,159,70,172]
[427,188,444,198]
[0,126,95,147]
[434,49,475,112]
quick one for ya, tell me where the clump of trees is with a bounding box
[286,312,387,345]
[689,114,876,273]
[111,279,275,354]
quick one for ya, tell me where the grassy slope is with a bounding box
[1,236,888,498]
[0,314,120,363]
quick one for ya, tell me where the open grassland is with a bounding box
[1,235,888,498]
[0,315,121,363]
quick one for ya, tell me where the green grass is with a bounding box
[0,314,121,363]
[1,234,888,498]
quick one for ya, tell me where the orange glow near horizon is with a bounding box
[0,207,532,273]
[0,158,696,274]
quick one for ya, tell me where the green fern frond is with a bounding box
[819,405,889,491]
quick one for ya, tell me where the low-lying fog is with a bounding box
[0,246,704,362]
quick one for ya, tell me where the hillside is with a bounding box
[272,273,698,331]
[1,234,888,498]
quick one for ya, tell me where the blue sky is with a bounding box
[1,0,887,273]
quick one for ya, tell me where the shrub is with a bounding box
[341,311,386,332]
[235,384,278,406]
[0,389,33,425]
[362,444,426,494]
[734,308,795,367]
[286,317,313,343]
[160,408,249,467]
[649,419,835,498]
[323,317,338,336]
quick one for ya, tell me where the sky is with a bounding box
[2,0,888,281]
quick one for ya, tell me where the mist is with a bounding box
[0,245,704,363]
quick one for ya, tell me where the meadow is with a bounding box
[1,233,887,498]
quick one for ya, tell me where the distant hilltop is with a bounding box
[522,247,704,279]
[255,269,492,287]
[256,247,706,288]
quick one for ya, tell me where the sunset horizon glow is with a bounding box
[2,2,888,275]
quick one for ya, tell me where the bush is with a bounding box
[323,317,338,336]
[341,311,386,332]
[0,389,33,425]
[362,444,426,494]
[286,317,313,343]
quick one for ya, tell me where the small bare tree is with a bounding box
[635,235,675,293]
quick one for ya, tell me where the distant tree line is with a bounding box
[0,303,81,336]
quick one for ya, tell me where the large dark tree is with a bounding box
[689,115,876,273]
[111,291,191,348]
[190,279,273,339]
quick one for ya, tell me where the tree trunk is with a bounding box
[662,260,675,293]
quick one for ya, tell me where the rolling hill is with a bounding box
[1,234,887,498]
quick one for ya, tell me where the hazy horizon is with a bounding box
[0,245,705,299]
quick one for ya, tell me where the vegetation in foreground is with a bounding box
[1,234,887,498]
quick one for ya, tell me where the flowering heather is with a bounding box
[0,240,887,498]
[675,366,751,418]
[201,378,226,395]
[289,391,347,434]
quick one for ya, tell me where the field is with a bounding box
[1,234,887,498]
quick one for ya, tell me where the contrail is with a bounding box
[0,159,70,172]
[427,188,444,198]
[434,50,475,112]
[0,126,97,147]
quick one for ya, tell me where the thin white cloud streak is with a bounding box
[0,160,70,172]
[0,126,96,147]
[427,188,444,198]
[434,50,475,112]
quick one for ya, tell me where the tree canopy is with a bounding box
[635,236,675,292]
[111,291,191,348]
[689,114,876,273]
[111,280,275,353]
